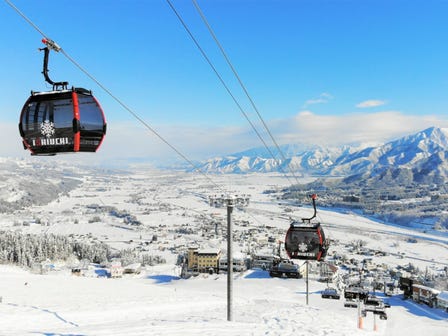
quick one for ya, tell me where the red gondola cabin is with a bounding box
[284,194,329,261]
[19,87,106,155]
[284,221,327,261]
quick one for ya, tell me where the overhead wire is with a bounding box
[191,0,303,187]
[7,0,298,191]
[165,0,300,227]
[165,0,296,187]
[3,0,47,37]
[3,0,226,196]
[185,0,322,227]
[4,0,270,228]
[166,0,316,231]
[7,0,328,265]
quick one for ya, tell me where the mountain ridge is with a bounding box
[195,127,448,184]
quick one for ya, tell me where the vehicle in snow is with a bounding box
[269,259,301,278]
[344,299,358,308]
[361,306,388,320]
[362,295,389,320]
[344,286,369,301]
[364,295,387,308]
[321,287,340,299]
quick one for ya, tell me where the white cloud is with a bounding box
[3,111,448,167]
[269,110,447,147]
[0,122,28,158]
[356,99,387,108]
[297,110,313,117]
[302,93,334,108]
[78,122,252,166]
[1,120,256,167]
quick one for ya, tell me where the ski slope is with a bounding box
[0,264,447,336]
[0,170,447,335]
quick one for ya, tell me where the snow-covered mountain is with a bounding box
[198,144,357,174]
[196,127,448,183]
[331,127,448,176]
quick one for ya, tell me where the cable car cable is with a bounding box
[3,0,47,38]
[187,0,327,252]
[166,0,294,228]
[5,0,272,231]
[191,0,302,187]
[167,0,330,260]
[166,0,295,187]
[4,0,232,196]
[4,0,280,223]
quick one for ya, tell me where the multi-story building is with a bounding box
[187,247,221,274]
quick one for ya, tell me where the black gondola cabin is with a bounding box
[284,221,327,261]
[19,88,106,155]
[284,194,328,261]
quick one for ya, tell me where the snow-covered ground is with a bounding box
[0,264,447,336]
[0,169,447,335]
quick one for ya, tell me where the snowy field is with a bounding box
[0,169,447,335]
[1,263,446,336]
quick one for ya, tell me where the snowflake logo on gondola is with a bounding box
[298,242,308,252]
[40,120,55,138]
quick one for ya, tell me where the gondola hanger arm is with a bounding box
[39,38,68,90]
[42,38,61,52]
[302,193,318,223]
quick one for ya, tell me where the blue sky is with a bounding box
[1,0,448,166]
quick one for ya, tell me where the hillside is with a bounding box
[196,127,448,186]
[194,127,448,229]
[0,158,84,213]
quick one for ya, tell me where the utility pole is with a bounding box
[209,194,250,321]
[306,260,309,305]
[226,197,234,322]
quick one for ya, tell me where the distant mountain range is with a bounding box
[196,127,448,184]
